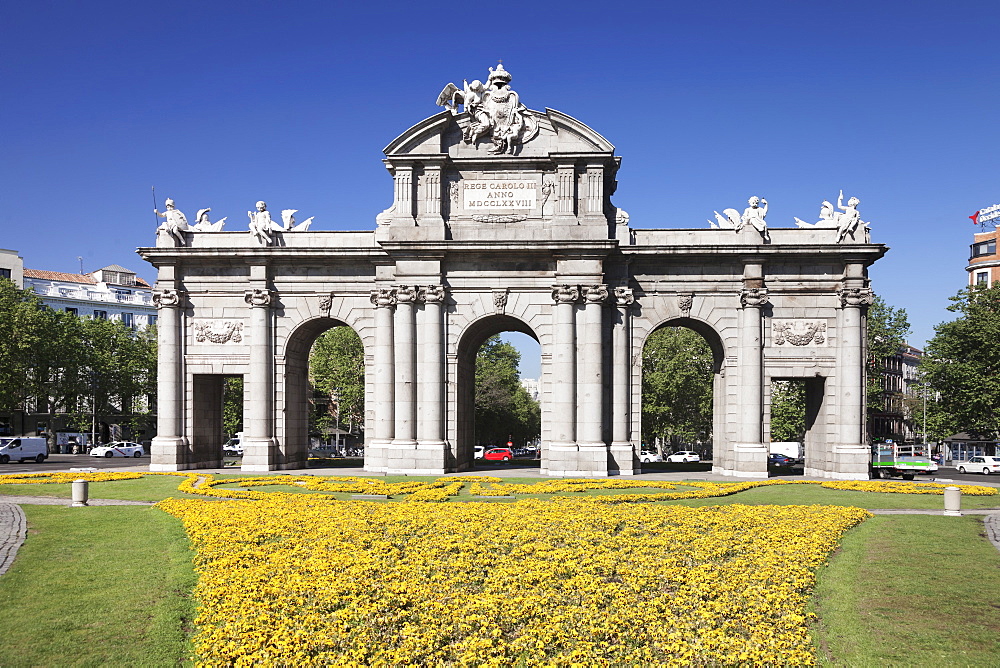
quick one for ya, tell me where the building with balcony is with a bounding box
[968,227,1000,286]
[23,264,156,328]
[869,343,923,444]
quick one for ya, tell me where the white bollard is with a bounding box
[943,486,961,517]
[71,479,89,507]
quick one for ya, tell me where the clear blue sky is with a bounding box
[4,1,998,380]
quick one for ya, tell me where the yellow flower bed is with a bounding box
[158,497,869,665]
[0,471,145,485]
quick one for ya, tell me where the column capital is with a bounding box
[551,284,580,304]
[420,285,446,303]
[394,285,418,304]
[152,289,184,309]
[839,286,874,308]
[614,286,635,307]
[243,289,274,308]
[740,288,769,308]
[584,284,609,304]
[370,288,397,308]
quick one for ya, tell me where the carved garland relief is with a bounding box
[771,319,828,347]
[192,320,244,344]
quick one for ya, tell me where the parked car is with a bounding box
[484,447,514,462]
[0,437,48,464]
[957,456,1000,475]
[666,451,701,463]
[767,452,795,469]
[640,450,662,463]
[89,442,145,458]
[474,445,485,459]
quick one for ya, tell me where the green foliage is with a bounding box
[866,295,910,413]
[641,327,713,446]
[921,283,1000,439]
[770,380,805,442]
[223,376,244,438]
[0,278,156,437]
[475,335,540,445]
[309,326,365,434]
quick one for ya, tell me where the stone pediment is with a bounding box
[383,108,615,158]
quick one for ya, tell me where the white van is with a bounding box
[0,437,49,464]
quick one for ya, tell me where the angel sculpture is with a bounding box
[280,209,314,232]
[154,198,189,246]
[248,201,284,246]
[192,208,226,232]
[708,196,770,242]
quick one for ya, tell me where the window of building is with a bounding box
[65,307,78,316]
[970,240,996,258]
[147,314,157,327]
[976,271,989,286]
[121,312,134,328]
[0,268,10,280]
[93,310,108,320]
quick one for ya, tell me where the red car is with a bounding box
[483,448,514,462]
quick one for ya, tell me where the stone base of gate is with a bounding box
[610,442,638,476]
[373,440,449,476]
[803,445,871,480]
[241,437,277,472]
[149,436,191,471]
[715,443,769,478]
[545,442,610,478]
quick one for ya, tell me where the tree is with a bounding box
[921,283,1000,439]
[866,295,911,414]
[309,326,365,435]
[222,376,243,438]
[641,327,714,448]
[769,380,805,442]
[474,335,539,445]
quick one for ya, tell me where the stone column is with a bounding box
[241,288,275,472]
[550,285,579,464]
[611,287,634,457]
[578,284,608,448]
[370,288,396,447]
[418,285,446,449]
[836,285,874,479]
[149,289,186,471]
[733,283,768,477]
[392,285,418,448]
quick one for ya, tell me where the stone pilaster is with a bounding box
[391,285,418,449]
[417,285,446,450]
[393,166,414,224]
[555,163,576,221]
[833,284,874,479]
[150,289,187,471]
[550,285,579,448]
[241,288,276,472]
[611,287,634,470]
[419,166,444,225]
[733,279,769,478]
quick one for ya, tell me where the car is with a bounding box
[640,450,662,463]
[483,447,514,462]
[89,442,145,458]
[474,445,485,459]
[957,456,1000,475]
[666,451,701,463]
[768,452,795,468]
[0,437,48,464]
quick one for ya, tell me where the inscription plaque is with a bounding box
[463,180,537,210]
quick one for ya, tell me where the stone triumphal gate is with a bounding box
[142,66,885,479]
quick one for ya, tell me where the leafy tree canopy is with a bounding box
[641,327,713,447]
[309,326,365,432]
[922,283,1000,439]
[866,295,911,413]
[475,335,539,446]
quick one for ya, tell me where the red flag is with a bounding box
[971,210,981,225]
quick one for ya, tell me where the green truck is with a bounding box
[870,443,938,480]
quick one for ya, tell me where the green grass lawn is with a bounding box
[0,505,196,666]
[0,475,209,502]
[811,514,1000,666]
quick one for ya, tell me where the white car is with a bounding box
[666,451,701,463]
[639,451,662,463]
[957,456,1000,475]
[474,445,485,459]
[90,442,145,458]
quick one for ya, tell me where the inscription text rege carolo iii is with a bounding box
[463,180,537,209]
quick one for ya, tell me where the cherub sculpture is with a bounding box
[709,196,770,242]
[154,198,189,246]
[248,201,283,246]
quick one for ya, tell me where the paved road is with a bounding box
[0,453,154,475]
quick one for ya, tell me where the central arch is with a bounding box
[455,314,540,471]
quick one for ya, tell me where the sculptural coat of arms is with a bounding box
[436,63,540,155]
